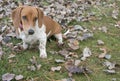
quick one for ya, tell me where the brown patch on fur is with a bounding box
[43,16,62,37]
[12,6,62,36]
[12,6,23,35]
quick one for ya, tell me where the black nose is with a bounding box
[28,29,34,35]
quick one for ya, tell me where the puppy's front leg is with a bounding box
[23,41,28,50]
[39,33,47,58]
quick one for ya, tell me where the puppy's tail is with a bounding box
[63,29,70,36]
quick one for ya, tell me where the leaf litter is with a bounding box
[65,59,92,74]
[28,56,41,71]
[51,66,62,72]
[0,0,120,80]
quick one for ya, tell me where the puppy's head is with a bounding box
[12,6,44,35]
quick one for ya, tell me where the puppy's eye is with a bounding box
[22,16,27,20]
[34,17,37,21]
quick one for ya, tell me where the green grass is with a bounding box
[1,0,120,81]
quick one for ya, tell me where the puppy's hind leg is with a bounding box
[54,33,63,45]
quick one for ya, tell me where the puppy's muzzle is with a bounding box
[28,29,34,35]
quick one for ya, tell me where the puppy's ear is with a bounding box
[36,8,44,27]
[12,7,23,28]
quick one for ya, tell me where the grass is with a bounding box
[0,0,120,81]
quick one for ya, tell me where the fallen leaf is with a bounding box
[6,32,16,37]
[68,52,78,58]
[98,48,107,59]
[27,65,36,71]
[112,9,119,19]
[103,61,116,70]
[115,21,120,28]
[51,66,62,72]
[55,59,65,63]
[72,25,84,31]
[74,60,81,66]
[12,43,23,52]
[29,56,37,65]
[78,33,93,41]
[2,73,15,81]
[65,60,92,74]
[97,40,104,45]
[103,69,116,74]
[15,75,24,80]
[81,47,92,61]
[36,64,41,70]
[98,26,107,33]
[68,39,79,50]
[58,49,69,58]
[3,36,11,43]
[104,54,111,59]
[8,54,15,59]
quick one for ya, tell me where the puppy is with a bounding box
[12,6,63,58]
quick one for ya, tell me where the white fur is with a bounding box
[18,20,63,58]
[54,33,63,44]
[19,20,47,58]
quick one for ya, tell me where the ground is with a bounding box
[0,0,120,81]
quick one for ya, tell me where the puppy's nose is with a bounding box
[28,29,34,35]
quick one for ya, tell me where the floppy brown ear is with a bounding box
[12,7,23,28]
[36,8,44,27]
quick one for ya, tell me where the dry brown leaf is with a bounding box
[98,48,107,59]
[68,39,79,50]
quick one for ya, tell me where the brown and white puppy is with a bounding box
[12,6,63,58]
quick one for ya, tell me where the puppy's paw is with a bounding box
[23,43,28,50]
[40,53,47,58]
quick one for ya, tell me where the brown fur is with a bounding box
[12,6,62,37]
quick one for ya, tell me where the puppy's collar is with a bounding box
[19,24,23,31]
